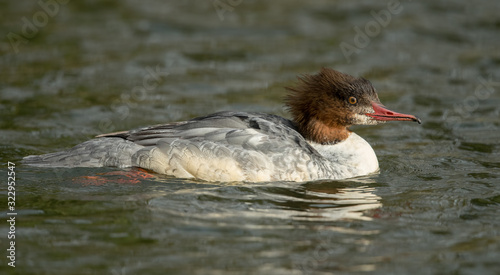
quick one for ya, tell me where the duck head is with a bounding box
[286,68,421,144]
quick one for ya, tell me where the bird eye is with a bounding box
[348,96,357,105]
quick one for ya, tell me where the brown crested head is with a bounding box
[285,68,420,144]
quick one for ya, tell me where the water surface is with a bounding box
[1,0,500,274]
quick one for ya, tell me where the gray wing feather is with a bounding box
[119,111,319,155]
[23,138,143,168]
[23,111,329,181]
[127,112,328,181]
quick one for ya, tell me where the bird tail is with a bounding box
[22,138,143,168]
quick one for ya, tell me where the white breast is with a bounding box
[309,132,379,178]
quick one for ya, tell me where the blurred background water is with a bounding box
[1,0,500,274]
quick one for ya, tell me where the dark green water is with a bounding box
[1,1,500,274]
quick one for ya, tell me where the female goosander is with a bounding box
[24,68,421,182]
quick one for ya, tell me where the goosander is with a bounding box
[23,68,421,182]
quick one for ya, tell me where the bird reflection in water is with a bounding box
[280,178,382,221]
